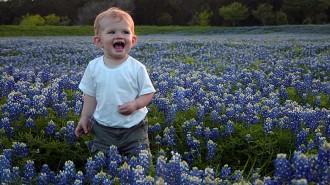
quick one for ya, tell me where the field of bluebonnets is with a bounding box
[0,32,330,184]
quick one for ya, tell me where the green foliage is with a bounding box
[219,2,249,26]
[198,10,213,26]
[44,14,61,26]
[157,13,173,26]
[1,25,330,37]
[20,14,45,26]
[253,3,275,26]
[275,11,288,25]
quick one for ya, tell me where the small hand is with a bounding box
[74,118,91,137]
[118,100,138,115]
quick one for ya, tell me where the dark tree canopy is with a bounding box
[0,0,329,26]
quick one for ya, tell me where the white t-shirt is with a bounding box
[79,55,156,128]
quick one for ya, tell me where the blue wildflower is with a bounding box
[46,120,56,135]
[274,153,292,183]
[65,121,76,145]
[12,142,29,158]
[163,126,176,147]
[25,117,35,128]
[206,140,217,160]
[24,160,36,183]
[119,162,134,184]
[94,151,106,170]
[220,164,232,179]
[85,157,98,182]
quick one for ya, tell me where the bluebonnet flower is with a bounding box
[133,165,147,183]
[2,149,14,163]
[92,171,109,185]
[220,164,231,179]
[1,168,14,184]
[149,122,162,136]
[292,151,313,181]
[196,104,205,122]
[12,142,29,158]
[56,170,69,185]
[230,170,245,183]
[40,164,55,184]
[135,175,154,185]
[24,160,36,183]
[163,126,176,147]
[165,104,177,125]
[75,171,85,184]
[119,162,134,184]
[206,140,217,160]
[38,172,48,185]
[73,100,83,116]
[46,120,56,135]
[274,153,292,183]
[85,157,98,182]
[291,178,308,185]
[54,102,68,118]
[263,117,274,134]
[165,151,184,185]
[279,85,288,100]
[210,128,219,141]
[195,123,204,137]
[0,155,12,183]
[224,120,235,136]
[25,117,35,128]
[182,120,191,133]
[154,134,162,145]
[94,151,106,170]
[1,116,14,138]
[63,160,76,183]
[296,128,309,147]
[315,141,330,182]
[65,121,77,145]
[203,127,211,141]
[155,155,167,180]
[189,166,203,180]
[108,145,122,178]
[210,110,219,122]
[134,150,151,174]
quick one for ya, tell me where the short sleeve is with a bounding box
[137,66,156,96]
[79,64,96,97]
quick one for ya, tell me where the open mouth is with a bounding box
[113,41,125,50]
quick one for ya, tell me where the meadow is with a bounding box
[0,33,330,184]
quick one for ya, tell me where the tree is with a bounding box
[253,3,275,26]
[76,0,134,25]
[219,2,249,26]
[198,10,213,26]
[282,0,330,24]
[44,14,60,26]
[20,14,45,26]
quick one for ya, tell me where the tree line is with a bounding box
[1,0,329,26]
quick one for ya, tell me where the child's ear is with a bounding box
[132,35,137,46]
[94,36,103,48]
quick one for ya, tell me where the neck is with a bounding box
[103,55,128,67]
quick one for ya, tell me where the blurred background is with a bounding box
[1,0,330,27]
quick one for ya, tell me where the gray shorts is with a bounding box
[90,117,150,158]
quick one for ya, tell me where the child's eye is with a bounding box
[108,31,115,34]
[123,31,130,34]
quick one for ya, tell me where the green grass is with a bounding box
[1,24,330,37]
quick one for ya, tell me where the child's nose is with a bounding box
[115,32,124,38]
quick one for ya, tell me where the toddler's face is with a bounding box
[95,17,136,61]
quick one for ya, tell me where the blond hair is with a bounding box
[94,7,135,36]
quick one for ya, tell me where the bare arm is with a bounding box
[75,94,97,137]
[118,92,154,115]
